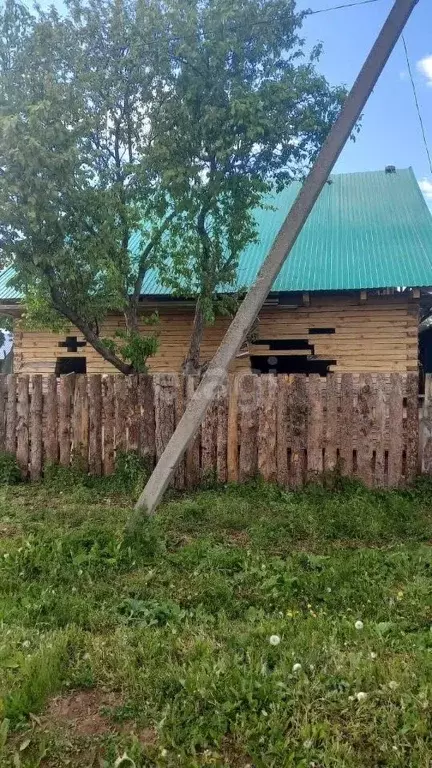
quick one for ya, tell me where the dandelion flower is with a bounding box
[354,620,364,630]
[269,635,281,646]
[292,663,302,672]
[356,691,367,702]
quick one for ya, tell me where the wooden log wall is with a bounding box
[0,372,421,489]
[13,293,418,375]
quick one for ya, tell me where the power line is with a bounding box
[402,34,432,176]
[307,0,383,15]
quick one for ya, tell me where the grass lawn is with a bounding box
[1,469,432,767]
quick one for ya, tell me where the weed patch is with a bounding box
[1,480,432,765]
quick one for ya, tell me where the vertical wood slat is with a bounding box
[185,376,200,487]
[30,375,43,481]
[138,375,155,466]
[216,377,228,484]
[289,374,308,487]
[238,374,258,482]
[307,374,324,479]
[103,375,115,475]
[44,375,57,465]
[174,375,185,490]
[258,375,277,483]
[356,373,374,488]
[405,372,419,483]
[0,376,6,452]
[88,375,102,476]
[373,375,387,487]
[154,373,177,463]
[324,374,338,472]
[58,375,74,467]
[72,375,88,471]
[201,399,217,480]
[276,375,289,486]
[388,372,403,486]
[127,375,139,452]
[16,375,29,476]
[340,374,354,476]
[227,374,240,483]
[115,376,128,453]
[420,373,432,475]
[6,374,17,455]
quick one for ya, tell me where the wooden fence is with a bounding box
[0,372,423,488]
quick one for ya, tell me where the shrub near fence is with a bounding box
[0,372,420,488]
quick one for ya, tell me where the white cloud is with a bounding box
[399,70,408,82]
[419,178,432,201]
[417,55,432,86]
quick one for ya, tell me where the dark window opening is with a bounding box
[256,338,314,351]
[55,357,87,376]
[250,355,336,376]
[308,327,335,335]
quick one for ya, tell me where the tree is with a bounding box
[150,0,347,372]
[0,0,173,373]
[0,0,346,375]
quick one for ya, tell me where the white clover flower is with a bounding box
[269,635,281,646]
[22,640,30,648]
[292,663,302,673]
[160,749,168,757]
[356,691,367,702]
[389,680,399,690]
[303,739,313,749]
[370,651,377,659]
[354,620,364,630]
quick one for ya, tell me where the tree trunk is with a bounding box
[183,300,205,375]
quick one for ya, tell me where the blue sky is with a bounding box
[297,0,432,205]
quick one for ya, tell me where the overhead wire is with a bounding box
[401,35,432,176]
[307,0,383,15]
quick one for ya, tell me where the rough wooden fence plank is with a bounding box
[44,374,57,465]
[201,396,218,481]
[374,374,387,487]
[127,375,139,452]
[138,375,155,467]
[0,376,6,452]
[154,373,176,464]
[307,374,324,480]
[420,373,432,475]
[59,375,74,467]
[388,373,403,486]
[174,375,185,490]
[340,374,354,477]
[103,375,115,475]
[238,374,258,482]
[324,373,338,473]
[258,375,277,483]
[276,375,289,487]
[289,374,308,487]
[227,374,240,483]
[89,375,102,476]
[16,374,29,477]
[185,376,200,487]
[356,373,374,487]
[72,375,88,471]
[6,374,16,455]
[30,375,43,480]
[115,376,128,453]
[405,372,419,483]
[216,377,228,484]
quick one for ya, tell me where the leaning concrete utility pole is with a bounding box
[134,0,420,518]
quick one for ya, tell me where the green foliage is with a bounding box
[0,0,347,373]
[0,452,21,485]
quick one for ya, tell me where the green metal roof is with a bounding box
[2,167,432,301]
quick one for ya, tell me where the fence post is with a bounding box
[420,373,432,475]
